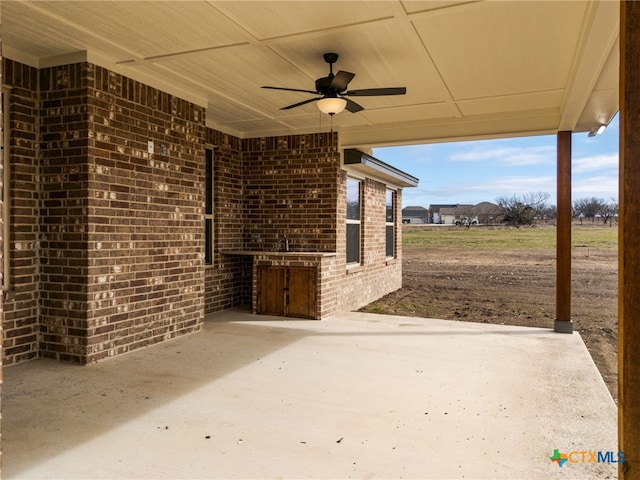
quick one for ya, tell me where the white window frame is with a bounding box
[346,177,362,265]
[385,188,396,258]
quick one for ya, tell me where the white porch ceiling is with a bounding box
[2,0,619,148]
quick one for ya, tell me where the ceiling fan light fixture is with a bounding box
[317,97,347,115]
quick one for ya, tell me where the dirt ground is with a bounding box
[360,238,618,401]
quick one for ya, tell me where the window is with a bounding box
[346,178,361,264]
[205,147,214,265]
[385,189,395,258]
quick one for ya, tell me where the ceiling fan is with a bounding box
[262,52,407,115]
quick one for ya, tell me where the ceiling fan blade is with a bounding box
[329,71,355,92]
[262,86,319,95]
[345,87,407,96]
[345,98,364,113]
[280,97,321,110]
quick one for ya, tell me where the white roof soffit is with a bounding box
[2,1,619,147]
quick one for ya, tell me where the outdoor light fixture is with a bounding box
[317,97,347,115]
[588,125,607,137]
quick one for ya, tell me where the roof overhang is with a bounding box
[2,1,619,148]
[343,149,419,188]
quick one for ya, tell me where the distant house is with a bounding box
[439,205,473,224]
[473,202,504,224]
[429,204,458,224]
[434,202,503,225]
[402,206,430,224]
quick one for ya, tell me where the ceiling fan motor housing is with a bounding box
[316,52,342,93]
[323,52,339,65]
[316,76,340,94]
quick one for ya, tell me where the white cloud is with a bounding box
[449,146,555,166]
[573,153,618,173]
[403,186,455,202]
[375,145,438,165]
[403,173,620,207]
[463,175,556,196]
[572,175,618,199]
[393,131,621,207]
[402,176,557,207]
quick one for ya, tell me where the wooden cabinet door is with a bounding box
[257,266,286,316]
[287,267,317,319]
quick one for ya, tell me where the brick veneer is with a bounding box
[242,133,340,253]
[86,66,205,362]
[3,59,40,365]
[2,58,408,365]
[82,65,205,363]
[4,60,206,364]
[38,63,93,362]
[335,171,404,312]
[204,129,250,313]
[203,132,342,316]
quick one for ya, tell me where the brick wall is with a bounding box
[242,133,340,253]
[3,59,40,365]
[38,62,92,362]
[204,129,249,313]
[2,58,409,365]
[203,131,404,318]
[363,178,387,265]
[3,60,207,364]
[336,171,403,312]
[81,65,205,363]
[203,132,341,315]
[233,135,403,317]
[317,254,339,317]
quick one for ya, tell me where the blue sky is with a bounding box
[373,114,619,208]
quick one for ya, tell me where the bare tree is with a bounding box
[539,204,557,222]
[598,198,619,226]
[455,204,478,228]
[496,192,550,226]
[573,197,605,223]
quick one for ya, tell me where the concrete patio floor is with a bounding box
[3,309,617,480]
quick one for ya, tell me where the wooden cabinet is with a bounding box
[257,266,317,319]
[257,266,286,316]
[287,267,317,319]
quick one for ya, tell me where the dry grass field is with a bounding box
[360,223,618,400]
